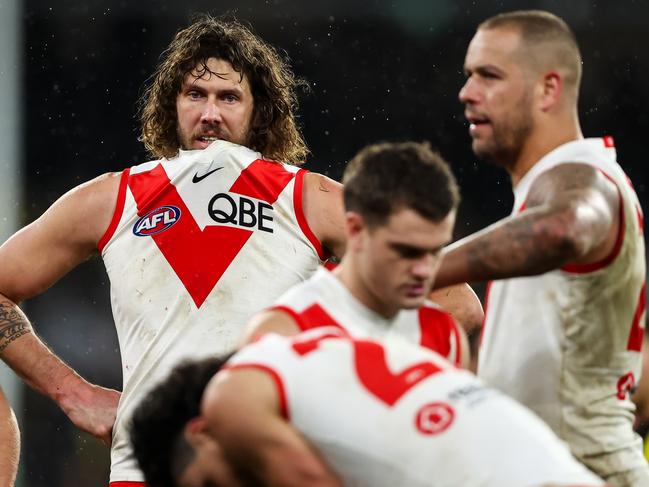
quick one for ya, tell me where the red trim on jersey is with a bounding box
[224,363,290,420]
[637,205,645,233]
[270,305,306,330]
[561,170,625,274]
[449,319,462,367]
[109,482,146,486]
[417,307,461,366]
[98,168,130,252]
[229,159,294,204]
[293,169,327,260]
[627,282,647,352]
[128,161,294,307]
[323,260,338,271]
[353,339,442,406]
[603,135,615,148]
[274,303,345,332]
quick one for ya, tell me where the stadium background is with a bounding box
[2,0,647,485]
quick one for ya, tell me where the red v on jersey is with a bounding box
[128,160,295,308]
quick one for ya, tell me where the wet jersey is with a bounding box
[479,137,647,478]
[227,330,604,487]
[99,140,324,482]
[271,267,464,365]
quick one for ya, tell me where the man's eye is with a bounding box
[394,246,421,259]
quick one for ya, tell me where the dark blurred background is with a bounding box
[2,0,647,485]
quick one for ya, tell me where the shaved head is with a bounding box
[478,10,582,102]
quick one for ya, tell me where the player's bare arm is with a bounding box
[239,308,301,346]
[430,283,484,333]
[0,388,19,487]
[435,163,619,288]
[203,368,343,487]
[303,173,346,259]
[0,172,123,444]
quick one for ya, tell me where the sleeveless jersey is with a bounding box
[227,330,604,486]
[271,267,464,365]
[478,137,647,478]
[99,140,324,482]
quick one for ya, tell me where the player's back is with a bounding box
[228,330,604,487]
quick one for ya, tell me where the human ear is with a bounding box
[539,71,562,111]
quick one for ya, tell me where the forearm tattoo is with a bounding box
[0,302,31,353]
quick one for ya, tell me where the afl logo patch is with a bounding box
[133,206,181,236]
[415,402,455,435]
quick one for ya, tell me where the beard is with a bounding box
[472,97,534,169]
[177,123,252,151]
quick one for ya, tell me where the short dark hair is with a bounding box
[139,14,309,164]
[342,141,460,227]
[130,354,232,487]
[479,10,582,95]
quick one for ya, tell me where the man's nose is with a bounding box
[201,99,222,124]
[458,77,478,105]
[411,256,433,280]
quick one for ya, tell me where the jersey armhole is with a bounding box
[222,363,290,420]
[98,168,130,253]
[418,307,461,365]
[271,305,310,332]
[561,169,625,273]
[293,169,328,261]
[448,316,463,367]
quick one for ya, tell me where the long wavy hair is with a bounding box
[139,15,309,165]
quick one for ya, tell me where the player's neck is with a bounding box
[509,116,583,187]
[333,261,399,320]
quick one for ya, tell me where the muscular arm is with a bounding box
[0,173,122,444]
[303,173,347,259]
[0,388,19,487]
[429,284,482,369]
[203,368,343,487]
[430,283,484,334]
[435,163,620,288]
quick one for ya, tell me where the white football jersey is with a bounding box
[272,267,464,365]
[100,141,324,482]
[228,330,604,487]
[479,137,647,479]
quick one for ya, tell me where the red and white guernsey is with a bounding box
[99,140,324,483]
[479,138,647,479]
[271,267,464,365]
[228,330,604,486]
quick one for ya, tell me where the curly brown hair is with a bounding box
[139,14,309,165]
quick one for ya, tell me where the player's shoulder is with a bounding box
[303,171,343,194]
[417,301,458,330]
[275,269,326,308]
[66,171,123,208]
[419,300,453,319]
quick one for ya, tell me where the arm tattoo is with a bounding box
[462,163,615,279]
[0,302,31,353]
[464,210,575,279]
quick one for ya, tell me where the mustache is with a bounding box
[194,125,226,138]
